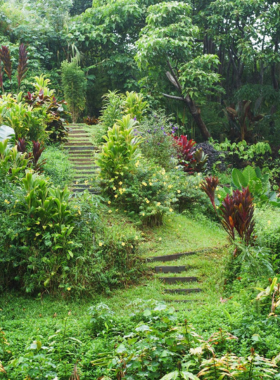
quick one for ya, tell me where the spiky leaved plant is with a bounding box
[32,141,46,173]
[0,59,3,93]
[17,138,28,154]
[201,176,255,246]
[200,176,219,209]
[1,46,12,82]
[220,188,255,245]
[17,43,28,90]
[174,135,196,172]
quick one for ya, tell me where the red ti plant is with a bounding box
[220,188,255,245]
[32,141,45,168]
[0,59,3,93]
[17,138,28,154]
[174,135,196,172]
[201,176,219,209]
[201,176,255,245]
[1,46,12,81]
[17,44,28,89]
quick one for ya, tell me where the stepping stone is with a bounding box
[65,143,94,147]
[159,277,198,284]
[69,160,95,163]
[71,188,100,194]
[69,152,94,156]
[72,184,96,188]
[73,166,94,170]
[164,300,199,303]
[147,251,197,262]
[73,170,98,174]
[66,147,96,151]
[164,288,202,294]
[154,266,187,273]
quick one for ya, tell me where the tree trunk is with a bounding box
[184,94,211,139]
[271,41,279,90]
[164,61,211,140]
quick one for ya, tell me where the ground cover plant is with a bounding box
[2,0,280,378]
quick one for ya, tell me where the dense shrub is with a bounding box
[0,145,142,295]
[136,111,178,170]
[41,145,74,187]
[95,90,148,145]
[98,116,175,226]
[61,58,87,123]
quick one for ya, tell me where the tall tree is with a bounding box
[135,1,223,139]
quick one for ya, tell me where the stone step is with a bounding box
[159,277,198,284]
[72,184,96,188]
[147,251,197,262]
[67,139,90,143]
[71,188,100,194]
[73,169,98,173]
[164,288,202,294]
[70,162,96,166]
[164,300,196,303]
[68,152,95,156]
[65,147,96,151]
[73,166,95,170]
[68,131,89,135]
[65,143,94,147]
[73,176,97,180]
[154,266,187,273]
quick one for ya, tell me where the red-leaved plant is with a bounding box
[174,135,196,168]
[174,135,196,172]
[17,138,28,154]
[201,176,255,245]
[173,135,208,173]
[201,176,219,209]
[220,188,255,245]
[17,139,46,172]
[32,141,46,172]
[17,43,28,89]
[1,46,12,82]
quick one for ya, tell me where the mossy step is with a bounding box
[73,166,96,170]
[71,188,100,194]
[73,172,97,176]
[66,147,96,151]
[68,136,91,144]
[159,277,198,284]
[68,152,95,156]
[164,288,202,294]
[71,161,96,165]
[147,251,197,262]
[73,170,97,173]
[65,143,94,147]
[72,184,97,188]
[154,266,187,273]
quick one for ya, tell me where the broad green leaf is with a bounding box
[232,168,247,189]
[242,166,257,183]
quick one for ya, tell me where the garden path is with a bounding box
[64,124,227,309]
[64,124,99,193]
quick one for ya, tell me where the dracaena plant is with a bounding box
[32,141,46,173]
[220,188,255,245]
[174,135,196,172]
[17,138,28,154]
[200,176,219,209]
[201,176,255,245]
[0,46,12,82]
[17,43,28,90]
[174,135,208,173]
